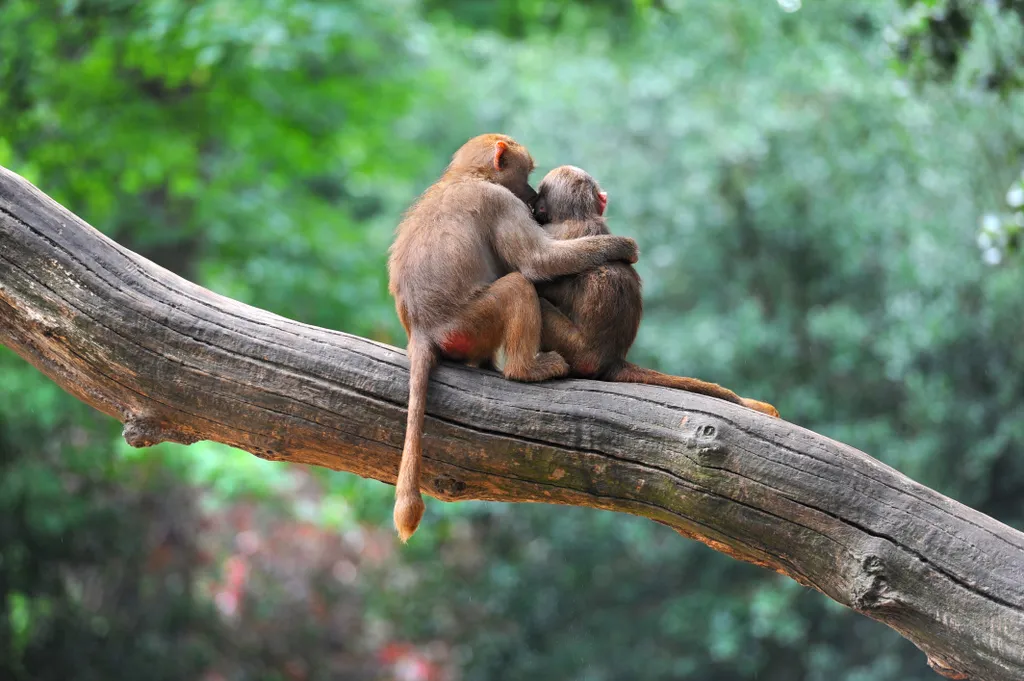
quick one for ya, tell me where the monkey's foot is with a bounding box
[505,351,570,382]
[741,398,780,419]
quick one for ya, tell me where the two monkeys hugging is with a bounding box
[387,133,780,542]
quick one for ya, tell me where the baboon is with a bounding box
[533,165,779,417]
[387,136,640,541]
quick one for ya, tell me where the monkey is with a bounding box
[387,135,640,542]
[532,165,779,418]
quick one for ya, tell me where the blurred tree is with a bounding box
[890,0,1024,260]
[0,0,430,339]
[419,0,643,40]
[892,0,1024,93]
[2,0,1022,680]
[0,407,221,681]
[0,0,437,677]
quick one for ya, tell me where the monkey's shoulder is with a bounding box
[439,178,525,212]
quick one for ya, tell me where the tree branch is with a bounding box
[1,165,1022,680]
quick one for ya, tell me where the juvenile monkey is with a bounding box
[533,165,779,418]
[388,135,639,542]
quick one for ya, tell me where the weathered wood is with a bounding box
[1,164,1022,680]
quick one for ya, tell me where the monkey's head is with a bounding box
[448,133,538,207]
[533,165,607,225]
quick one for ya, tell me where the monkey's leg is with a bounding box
[539,299,603,378]
[449,273,568,382]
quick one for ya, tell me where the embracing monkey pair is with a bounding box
[387,133,779,542]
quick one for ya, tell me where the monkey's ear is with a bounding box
[597,191,608,215]
[493,141,508,171]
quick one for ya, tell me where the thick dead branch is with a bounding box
[1,165,1022,680]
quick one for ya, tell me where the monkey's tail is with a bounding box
[394,338,437,543]
[608,362,742,403]
[608,362,779,418]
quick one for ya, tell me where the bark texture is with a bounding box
[1,165,1022,680]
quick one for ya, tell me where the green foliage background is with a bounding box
[1,1,1022,679]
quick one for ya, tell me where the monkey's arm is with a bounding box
[490,193,637,282]
[547,219,610,240]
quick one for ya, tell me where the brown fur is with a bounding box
[387,137,639,542]
[534,165,779,418]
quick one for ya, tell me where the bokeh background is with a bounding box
[2,1,1023,680]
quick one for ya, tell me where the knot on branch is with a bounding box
[432,473,468,499]
[685,419,727,460]
[249,444,288,460]
[852,554,897,611]
[122,415,200,448]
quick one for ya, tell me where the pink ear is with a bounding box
[493,141,508,171]
[597,191,608,215]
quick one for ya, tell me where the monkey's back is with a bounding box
[567,261,643,374]
[388,180,511,331]
[537,216,642,373]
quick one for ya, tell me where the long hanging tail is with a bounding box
[394,338,437,542]
[608,362,779,417]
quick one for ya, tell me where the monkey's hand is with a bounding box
[596,235,639,264]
